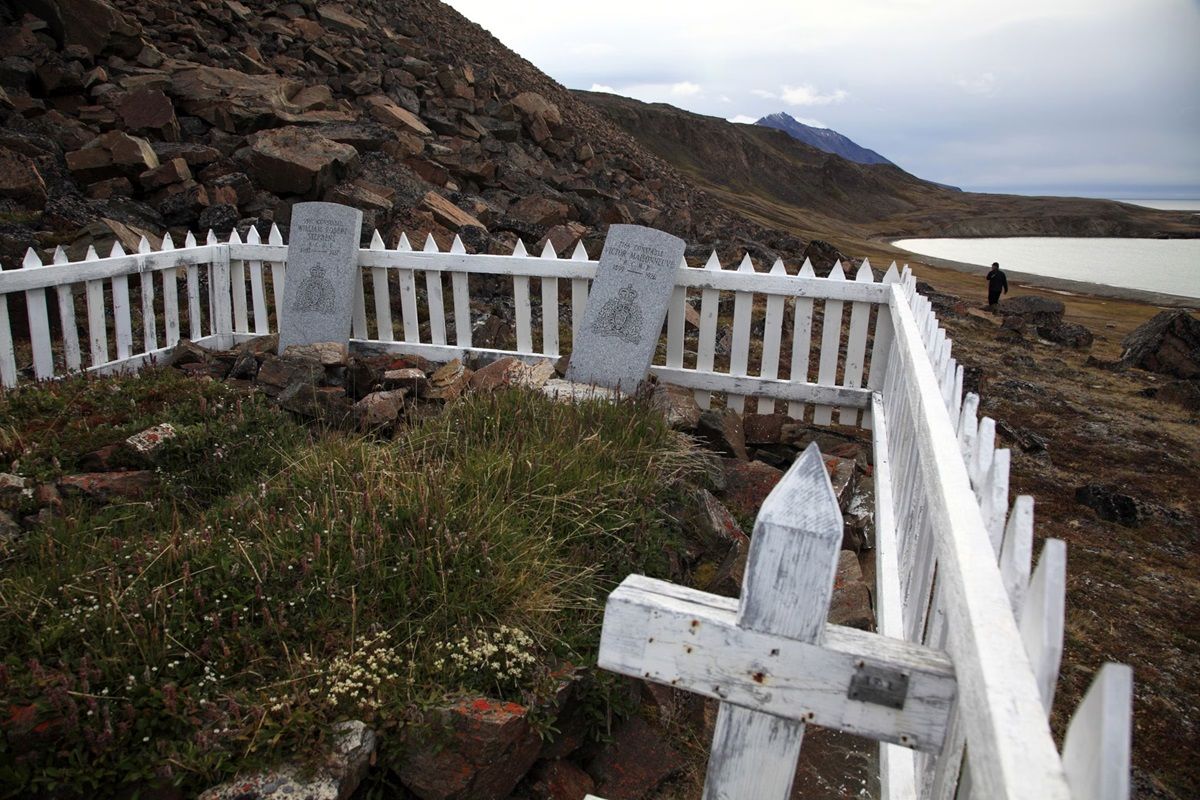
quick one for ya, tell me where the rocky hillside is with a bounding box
[0,0,842,273]
[578,91,1200,244]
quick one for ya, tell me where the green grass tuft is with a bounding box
[0,375,705,797]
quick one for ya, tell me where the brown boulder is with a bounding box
[1119,310,1200,379]
[139,158,191,190]
[241,127,359,198]
[695,409,748,460]
[66,130,159,182]
[277,383,355,425]
[509,196,570,227]
[421,192,486,231]
[527,760,595,800]
[1036,320,1094,349]
[117,88,179,141]
[380,367,429,394]
[424,359,472,401]
[354,389,407,427]
[829,550,875,630]
[585,716,680,800]
[742,412,789,444]
[650,383,701,429]
[398,698,542,800]
[537,222,588,256]
[0,147,47,209]
[256,352,324,396]
[511,92,562,128]
[719,458,784,520]
[469,356,525,392]
[998,295,1065,327]
[317,4,368,33]
[1153,379,1200,412]
[58,471,155,500]
[12,0,140,57]
[172,66,353,134]
[365,94,432,136]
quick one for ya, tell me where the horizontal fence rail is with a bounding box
[0,228,1131,799]
[1,229,895,428]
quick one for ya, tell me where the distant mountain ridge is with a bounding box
[755,112,893,166]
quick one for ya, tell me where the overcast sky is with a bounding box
[441,0,1200,199]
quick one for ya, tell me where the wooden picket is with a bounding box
[726,254,755,413]
[757,258,786,414]
[694,251,721,408]
[570,241,590,343]
[539,240,559,357]
[370,230,394,342]
[451,235,472,348]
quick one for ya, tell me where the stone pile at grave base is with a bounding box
[0,0,838,276]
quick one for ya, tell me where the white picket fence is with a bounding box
[0,228,1131,799]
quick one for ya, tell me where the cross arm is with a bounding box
[598,574,957,752]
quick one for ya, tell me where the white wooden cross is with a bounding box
[597,444,958,800]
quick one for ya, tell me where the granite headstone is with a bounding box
[566,224,686,391]
[278,202,363,352]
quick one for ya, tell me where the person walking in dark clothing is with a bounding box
[985,262,1008,307]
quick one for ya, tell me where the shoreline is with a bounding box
[880,243,1199,309]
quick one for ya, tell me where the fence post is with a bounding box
[211,240,234,349]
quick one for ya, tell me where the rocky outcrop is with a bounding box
[0,0,797,272]
[1118,310,1200,378]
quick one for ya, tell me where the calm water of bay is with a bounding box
[895,201,1200,299]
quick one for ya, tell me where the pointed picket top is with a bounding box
[422,233,439,253]
[883,261,901,283]
[268,223,283,246]
[110,241,126,258]
[85,245,99,261]
[246,225,261,246]
[450,234,467,254]
[703,250,722,271]
[827,259,846,281]
[53,245,69,265]
[368,229,385,250]
[22,247,43,269]
[855,259,874,282]
[227,228,242,245]
[999,495,1035,616]
[137,236,152,254]
[162,232,176,251]
[396,231,412,251]
[799,257,816,278]
[539,239,557,259]
[769,257,786,275]
[205,230,218,246]
[184,231,198,248]
[570,240,589,260]
[512,238,528,257]
[736,252,755,273]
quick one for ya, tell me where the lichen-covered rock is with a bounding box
[200,721,375,800]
